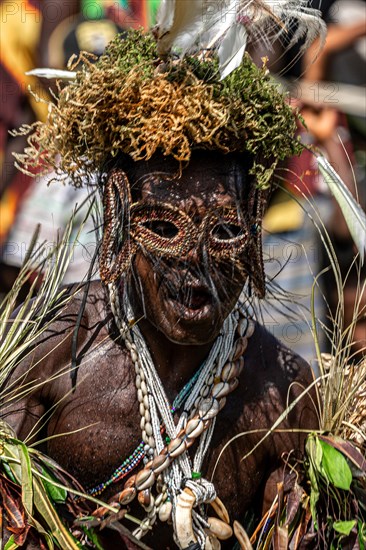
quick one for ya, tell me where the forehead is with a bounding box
[129,152,248,206]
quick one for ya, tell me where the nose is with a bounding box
[184,240,206,266]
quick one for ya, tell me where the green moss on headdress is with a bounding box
[15,30,302,188]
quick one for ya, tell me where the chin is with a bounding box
[162,323,222,346]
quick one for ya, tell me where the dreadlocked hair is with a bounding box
[14,30,303,189]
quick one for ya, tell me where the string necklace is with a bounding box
[87,362,207,497]
[108,281,254,549]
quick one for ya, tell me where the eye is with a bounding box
[144,221,179,239]
[212,223,243,240]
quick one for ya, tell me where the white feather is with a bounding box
[26,69,77,80]
[219,23,248,80]
[155,0,238,56]
[317,155,366,264]
[155,0,326,79]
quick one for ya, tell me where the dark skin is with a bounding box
[2,152,318,549]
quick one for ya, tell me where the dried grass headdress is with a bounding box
[14,0,328,188]
[15,0,366,261]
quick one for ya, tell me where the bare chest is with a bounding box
[45,351,270,527]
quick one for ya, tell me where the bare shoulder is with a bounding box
[2,280,113,386]
[245,321,315,394]
[233,320,318,436]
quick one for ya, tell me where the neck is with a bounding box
[137,318,214,402]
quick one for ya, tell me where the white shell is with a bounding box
[212,382,230,399]
[133,528,143,540]
[140,380,148,396]
[155,493,163,507]
[200,384,210,398]
[145,422,153,437]
[218,397,226,411]
[175,488,197,547]
[221,358,244,381]
[167,437,186,458]
[159,500,172,522]
[152,453,170,474]
[198,398,219,421]
[210,497,230,524]
[118,486,136,505]
[135,468,155,491]
[233,520,253,549]
[246,319,255,338]
[185,416,205,439]
[207,517,233,540]
[232,337,248,361]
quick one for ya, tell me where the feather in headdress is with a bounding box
[26,69,77,80]
[154,0,326,79]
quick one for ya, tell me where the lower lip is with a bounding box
[167,297,214,322]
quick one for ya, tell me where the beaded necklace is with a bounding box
[105,281,254,549]
[87,362,207,497]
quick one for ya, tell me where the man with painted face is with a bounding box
[1,20,324,550]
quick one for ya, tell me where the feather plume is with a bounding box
[26,69,77,80]
[218,23,248,80]
[317,154,366,264]
[155,0,326,78]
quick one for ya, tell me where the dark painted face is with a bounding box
[125,151,255,345]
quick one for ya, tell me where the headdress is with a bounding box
[18,31,301,190]
[16,0,366,267]
[15,0,328,181]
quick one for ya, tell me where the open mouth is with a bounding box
[166,283,214,318]
[177,285,212,310]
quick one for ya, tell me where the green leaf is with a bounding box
[18,441,33,516]
[1,459,17,483]
[81,527,105,550]
[4,535,19,550]
[306,435,322,530]
[41,467,67,504]
[333,520,356,536]
[319,439,352,490]
[32,476,80,549]
[358,519,366,549]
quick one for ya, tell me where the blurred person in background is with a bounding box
[301,0,366,361]
[254,0,366,365]
[0,1,159,300]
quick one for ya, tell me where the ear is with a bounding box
[100,169,137,283]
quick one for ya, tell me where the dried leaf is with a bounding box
[274,525,288,550]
